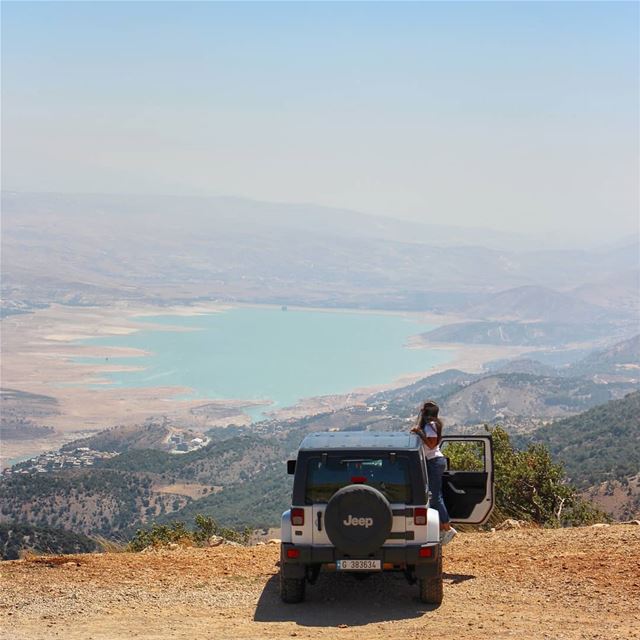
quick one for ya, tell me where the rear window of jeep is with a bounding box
[305,456,411,503]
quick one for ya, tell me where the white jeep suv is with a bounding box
[280,431,494,604]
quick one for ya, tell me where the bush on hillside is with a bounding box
[446,426,607,527]
[127,515,251,552]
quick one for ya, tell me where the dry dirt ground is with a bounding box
[1,526,639,640]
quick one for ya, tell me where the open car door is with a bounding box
[439,435,494,525]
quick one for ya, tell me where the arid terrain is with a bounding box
[2,525,638,640]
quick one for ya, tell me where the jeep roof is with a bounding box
[298,431,422,451]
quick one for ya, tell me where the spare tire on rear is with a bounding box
[324,484,393,555]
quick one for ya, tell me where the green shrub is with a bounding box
[127,515,251,552]
[128,521,190,551]
[193,514,252,545]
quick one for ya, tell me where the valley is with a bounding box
[1,191,638,549]
[2,340,638,539]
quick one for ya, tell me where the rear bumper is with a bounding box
[281,543,440,579]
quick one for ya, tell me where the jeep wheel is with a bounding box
[419,549,443,605]
[324,484,393,555]
[280,573,306,604]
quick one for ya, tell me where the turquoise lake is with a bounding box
[81,307,453,418]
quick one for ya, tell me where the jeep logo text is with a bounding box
[343,515,374,528]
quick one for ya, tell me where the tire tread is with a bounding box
[280,574,306,603]
[419,548,443,604]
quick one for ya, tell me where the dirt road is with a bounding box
[2,525,639,640]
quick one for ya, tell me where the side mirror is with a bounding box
[287,459,296,475]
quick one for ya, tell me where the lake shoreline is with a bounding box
[0,301,525,466]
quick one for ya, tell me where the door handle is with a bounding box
[317,511,323,531]
[447,481,466,495]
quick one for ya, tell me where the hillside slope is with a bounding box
[526,391,640,489]
[5,373,637,535]
[0,522,97,560]
[572,268,640,315]
[465,285,614,323]
[2,526,638,640]
[61,421,174,453]
[565,334,640,378]
[420,320,619,346]
[439,373,634,426]
[0,470,188,537]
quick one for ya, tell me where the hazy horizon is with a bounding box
[2,2,639,246]
[2,188,638,253]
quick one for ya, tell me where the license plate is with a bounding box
[336,559,381,571]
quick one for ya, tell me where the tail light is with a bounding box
[414,507,427,526]
[286,548,300,559]
[291,508,305,526]
[419,546,433,558]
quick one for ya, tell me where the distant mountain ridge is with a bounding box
[376,334,640,427]
[486,358,558,377]
[572,269,640,316]
[0,191,557,251]
[420,321,619,346]
[465,285,619,323]
[565,334,640,378]
[2,191,638,315]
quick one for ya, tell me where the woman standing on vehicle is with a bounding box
[410,401,457,545]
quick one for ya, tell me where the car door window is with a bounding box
[440,440,485,471]
[438,436,494,525]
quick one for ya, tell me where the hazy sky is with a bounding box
[2,2,638,243]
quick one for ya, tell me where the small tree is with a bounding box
[193,514,216,542]
[447,426,606,527]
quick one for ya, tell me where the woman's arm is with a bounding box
[410,426,438,449]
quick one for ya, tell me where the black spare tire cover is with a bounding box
[324,485,393,555]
